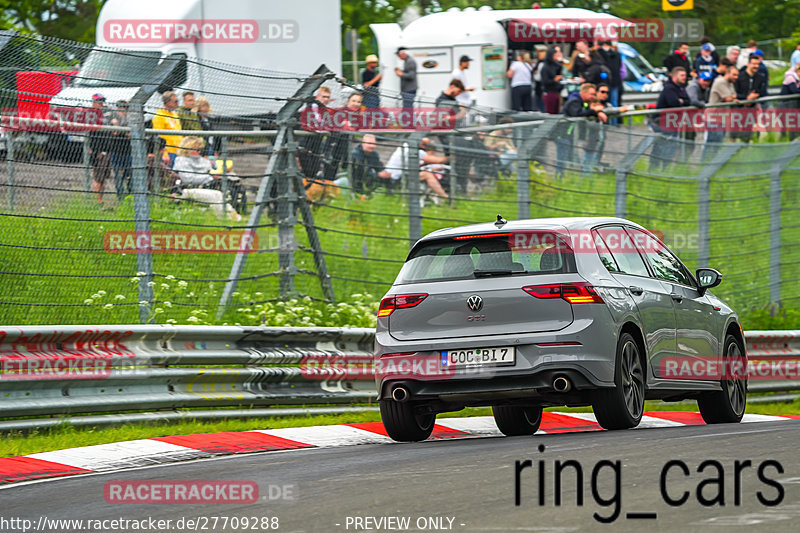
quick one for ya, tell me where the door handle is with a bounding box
[629,286,644,295]
[670,293,683,302]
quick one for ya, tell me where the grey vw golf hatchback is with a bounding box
[375,217,747,441]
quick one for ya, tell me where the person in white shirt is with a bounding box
[385,138,449,199]
[791,42,800,70]
[450,55,475,107]
[507,52,533,111]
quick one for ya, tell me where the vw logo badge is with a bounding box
[467,295,483,312]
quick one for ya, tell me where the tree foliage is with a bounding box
[0,0,104,43]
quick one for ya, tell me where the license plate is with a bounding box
[440,346,515,368]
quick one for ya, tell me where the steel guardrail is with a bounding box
[0,326,797,430]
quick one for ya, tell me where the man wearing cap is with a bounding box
[450,55,475,108]
[361,55,382,109]
[693,44,718,80]
[395,47,418,109]
[687,71,713,108]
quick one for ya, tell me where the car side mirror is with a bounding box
[696,268,722,296]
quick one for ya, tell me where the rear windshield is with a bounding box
[396,231,577,284]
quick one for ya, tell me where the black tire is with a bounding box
[698,334,747,424]
[593,332,645,430]
[380,399,435,442]
[492,405,543,436]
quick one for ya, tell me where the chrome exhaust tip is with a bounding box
[553,376,571,393]
[391,385,410,402]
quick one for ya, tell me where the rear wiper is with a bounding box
[473,269,513,278]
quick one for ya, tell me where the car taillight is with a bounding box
[523,283,604,304]
[377,293,428,317]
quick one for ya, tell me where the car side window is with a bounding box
[624,227,694,287]
[592,229,620,273]
[594,226,650,277]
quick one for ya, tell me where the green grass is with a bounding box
[1,399,797,458]
[2,136,800,327]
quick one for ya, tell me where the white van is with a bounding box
[50,0,342,118]
[370,6,631,112]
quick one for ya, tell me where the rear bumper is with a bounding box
[375,313,618,401]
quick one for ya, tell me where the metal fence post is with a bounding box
[406,132,423,247]
[517,118,559,220]
[125,54,183,323]
[614,136,654,218]
[217,65,335,317]
[6,131,14,210]
[82,135,91,196]
[128,101,154,323]
[515,128,530,220]
[696,145,741,268]
[219,136,229,208]
[277,135,298,298]
[768,141,800,303]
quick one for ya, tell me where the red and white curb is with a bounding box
[2,412,798,485]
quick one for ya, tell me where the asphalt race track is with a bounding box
[2,419,799,532]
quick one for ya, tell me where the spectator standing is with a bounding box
[556,83,606,179]
[109,99,132,201]
[696,38,721,64]
[780,63,800,139]
[734,54,766,143]
[737,40,758,70]
[570,41,592,81]
[89,93,112,206]
[687,71,713,108]
[704,67,739,160]
[791,42,800,70]
[532,46,547,112]
[361,54,382,109]
[298,87,331,180]
[584,50,611,86]
[395,47,418,109]
[735,54,768,101]
[664,43,692,75]
[588,84,629,169]
[451,55,475,110]
[694,44,718,79]
[507,51,533,111]
[752,49,770,84]
[195,96,221,158]
[152,91,183,167]
[350,134,391,194]
[176,91,202,131]
[322,91,363,182]
[650,67,690,171]
[715,57,733,79]
[781,62,800,96]
[541,46,564,114]
[726,46,740,67]
[597,42,623,110]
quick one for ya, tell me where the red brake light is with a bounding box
[377,293,428,317]
[523,283,604,304]
[453,233,511,240]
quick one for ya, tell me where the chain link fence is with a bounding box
[2,32,800,325]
